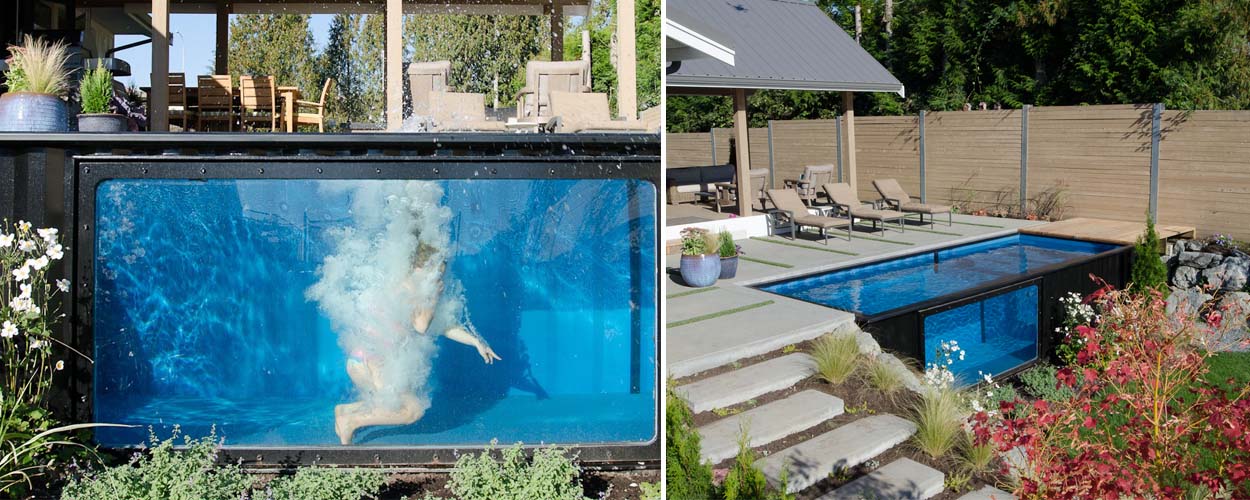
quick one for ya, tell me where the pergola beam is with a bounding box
[733,88,752,216]
[617,0,636,119]
[151,0,170,131]
[546,1,563,61]
[214,0,229,74]
[385,0,403,129]
[842,91,857,192]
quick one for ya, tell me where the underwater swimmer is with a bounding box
[333,257,501,446]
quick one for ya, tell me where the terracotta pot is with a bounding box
[0,92,69,132]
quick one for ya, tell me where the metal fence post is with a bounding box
[709,128,718,165]
[767,120,776,188]
[919,110,927,203]
[1150,103,1163,222]
[1020,105,1031,215]
[835,116,844,182]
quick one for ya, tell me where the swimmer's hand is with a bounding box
[477,341,502,365]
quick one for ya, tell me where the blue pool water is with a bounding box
[759,235,1115,316]
[759,234,1115,383]
[92,178,656,447]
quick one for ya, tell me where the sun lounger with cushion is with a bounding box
[872,178,952,226]
[821,183,906,235]
[765,189,851,244]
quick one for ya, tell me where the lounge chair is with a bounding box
[765,189,851,244]
[872,178,952,226]
[516,60,591,120]
[408,61,451,118]
[821,183,907,235]
[784,165,836,206]
[714,168,769,213]
[547,91,650,133]
[428,92,506,132]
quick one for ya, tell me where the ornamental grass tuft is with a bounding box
[811,333,860,385]
[909,387,965,459]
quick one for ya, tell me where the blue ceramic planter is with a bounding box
[680,254,721,288]
[0,92,69,132]
[719,256,739,279]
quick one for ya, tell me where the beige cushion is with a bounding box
[429,92,506,131]
[794,215,851,228]
[899,202,951,214]
[850,208,907,221]
[409,61,451,116]
[549,92,648,132]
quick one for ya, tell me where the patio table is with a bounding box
[277,86,300,133]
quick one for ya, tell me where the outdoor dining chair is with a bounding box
[408,61,451,118]
[765,188,852,244]
[293,78,334,132]
[713,167,769,213]
[822,182,907,235]
[516,60,591,120]
[239,75,279,131]
[784,164,836,206]
[166,73,191,131]
[196,75,233,132]
[872,178,953,226]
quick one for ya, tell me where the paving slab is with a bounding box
[817,458,944,500]
[675,353,817,413]
[957,485,1017,500]
[698,390,844,464]
[759,414,918,493]
[666,286,766,325]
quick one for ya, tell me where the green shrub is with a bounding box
[639,482,662,500]
[1130,215,1169,294]
[666,384,714,500]
[265,467,386,500]
[1018,363,1077,402]
[717,230,739,258]
[811,334,860,385]
[721,431,768,500]
[681,228,717,256]
[61,427,254,500]
[909,387,965,459]
[447,442,585,500]
[79,61,114,114]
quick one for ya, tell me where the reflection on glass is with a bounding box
[92,178,656,447]
[923,285,1038,385]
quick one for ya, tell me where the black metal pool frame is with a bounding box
[0,132,661,469]
[754,235,1133,375]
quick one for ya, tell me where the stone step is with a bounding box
[675,353,817,414]
[957,486,1017,500]
[698,390,844,464]
[817,458,944,500]
[759,414,918,494]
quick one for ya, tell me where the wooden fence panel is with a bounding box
[854,116,920,201]
[1027,105,1153,221]
[770,119,839,191]
[924,110,1022,212]
[1158,110,1250,241]
[665,132,713,168]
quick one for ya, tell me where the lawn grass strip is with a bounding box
[848,232,914,245]
[951,220,1006,228]
[749,236,860,256]
[899,226,963,236]
[667,300,775,328]
[739,256,794,268]
[667,286,719,299]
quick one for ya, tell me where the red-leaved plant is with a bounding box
[972,280,1250,499]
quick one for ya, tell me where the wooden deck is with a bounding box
[1020,217,1196,247]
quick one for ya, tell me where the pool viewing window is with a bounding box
[756,234,1128,384]
[88,176,657,450]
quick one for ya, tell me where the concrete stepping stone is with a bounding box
[675,353,816,413]
[698,390,844,464]
[957,485,1017,500]
[759,414,918,493]
[817,458,944,500]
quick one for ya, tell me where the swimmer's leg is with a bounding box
[335,394,425,445]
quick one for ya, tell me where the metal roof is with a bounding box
[666,0,904,95]
[666,2,736,64]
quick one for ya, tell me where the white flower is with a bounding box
[56,279,70,293]
[0,233,12,248]
[55,360,64,371]
[9,296,38,315]
[18,283,31,298]
[46,243,63,260]
[26,256,48,271]
[959,351,965,361]
[29,339,45,350]
[17,240,35,252]
[37,227,58,240]
[0,321,16,339]
[17,221,31,232]
[11,266,29,281]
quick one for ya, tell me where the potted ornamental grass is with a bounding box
[77,62,126,132]
[0,35,71,132]
[717,229,742,279]
[679,227,720,288]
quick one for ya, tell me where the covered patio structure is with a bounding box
[666,0,903,216]
[75,0,638,131]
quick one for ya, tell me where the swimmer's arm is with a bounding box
[446,326,502,364]
[410,279,445,334]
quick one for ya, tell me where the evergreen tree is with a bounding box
[228,14,321,99]
[405,15,544,108]
[665,385,713,500]
[1131,213,1170,294]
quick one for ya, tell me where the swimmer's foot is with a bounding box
[334,404,355,445]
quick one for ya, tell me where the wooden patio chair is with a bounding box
[408,61,450,118]
[822,182,907,235]
[428,91,506,132]
[196,75,233,132]
[239,75,278,131]
[547,91,650,133]
[293,78,334,132]
[714,167,769,213]
[765,188,851,244]
[784,164,836,206]
[873,178,952,226]
[515,60,591,120]
[166,73,191,131]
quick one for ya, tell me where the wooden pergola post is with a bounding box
[385,0,403,129]
[214,1,230,74]
[616,0,636,120]
[733,88,752,216]
[547,1,563,61]
[842,91,857,193]
[150,0,170,131]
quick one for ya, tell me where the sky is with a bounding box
[116,14,335,88]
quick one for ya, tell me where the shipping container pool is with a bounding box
[756,234,1130,383]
